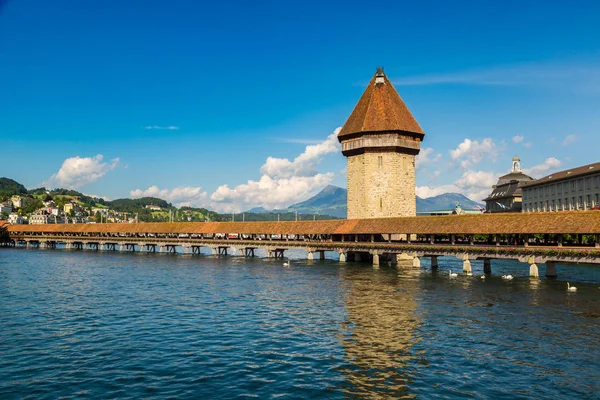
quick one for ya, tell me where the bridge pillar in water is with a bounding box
[483,259,492,275]
[462,254,472,274]
[339,252,346,263]
[545,261,557,277]
[528,256,539,278]
[412,256,421,269]
[430,256,438,270]
[307,251,314,261]
[319,251,325,260]
[372,252,380,267]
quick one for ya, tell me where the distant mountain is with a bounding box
[248,185,347,218]
[248,186,484,218]
[417,193,484,212]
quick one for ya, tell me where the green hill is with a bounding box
[0,177,28,198]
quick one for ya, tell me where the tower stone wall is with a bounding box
[338,68,424,220]
[347,152,416,219]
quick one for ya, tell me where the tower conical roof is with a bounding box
[338,68,424,139]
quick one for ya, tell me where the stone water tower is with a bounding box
[338,68,425,219]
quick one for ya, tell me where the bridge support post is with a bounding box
[412,255,421,268]
[307,251,314,261]
[372,253,380,267]
[339,252,346,263]
[545,261,557,278]
[462,254,472,274]
[319,251,325,260]
[528,256,539,278]
[483,259,492,275]
[430,256,438,270]
[529,263,539,278]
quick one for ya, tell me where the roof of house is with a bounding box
[338,68,424,139]
[496,171,535,186]
[484,181,524,202]
[522,161,600,188]
[7,211,600,235]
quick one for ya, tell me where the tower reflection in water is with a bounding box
[337,261,422,398]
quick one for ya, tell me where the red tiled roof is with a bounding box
[338,68,424,139]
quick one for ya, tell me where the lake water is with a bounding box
[1,248,599,399]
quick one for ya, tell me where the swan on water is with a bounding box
[283,262,290,267]
[480,275,486,280]
[502,275,514,280]
[567,282,577,292]
[449,270,458,278]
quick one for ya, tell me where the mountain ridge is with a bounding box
[248,185,484,217]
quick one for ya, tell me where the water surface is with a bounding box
[1,249,599,399]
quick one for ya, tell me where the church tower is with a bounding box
[338,68,425,219]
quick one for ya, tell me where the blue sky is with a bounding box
[2,0,600,211]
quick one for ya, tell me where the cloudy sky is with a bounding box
[2,1,599,211]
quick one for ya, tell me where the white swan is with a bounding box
[283,262,290,267]
[480,275,486,280]
[449,270,458,278]
[502,275,514,280]
[567,282,577,292]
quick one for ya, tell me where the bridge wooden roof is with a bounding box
[7,211,600,235]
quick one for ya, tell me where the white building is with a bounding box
[0,202,13,215]
[29,213,63,224]
[8,213,24,224]
[10,196,23,209]
[522,161,600,212]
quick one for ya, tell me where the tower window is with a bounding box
[378,156,382,168]
[380,197,383,209]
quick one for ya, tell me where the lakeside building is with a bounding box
[10,196,23,209]
[0,202,13,215]
[8,213,25,224]
[338,67,424,219]
[521,161,600,212]
[64,202,82,214]
[484,156,535,213]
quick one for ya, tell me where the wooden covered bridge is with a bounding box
[5,211,600,277]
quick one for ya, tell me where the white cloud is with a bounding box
[450,138,498,168]
[522,157,562,177]
[416,147,442,169]
[130,186,207,207]
[210,174,333,212]
[209,127,342,212]
[512,135,524,143]
[46,154,120,189]
[144,125,179,130]
[261,128,341,179]
[561,134,578,146]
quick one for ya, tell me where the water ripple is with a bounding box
[1,249,599,399]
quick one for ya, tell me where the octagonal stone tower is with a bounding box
[338,68,425,219]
